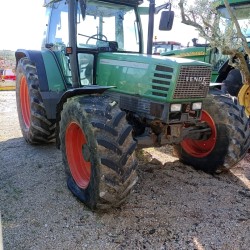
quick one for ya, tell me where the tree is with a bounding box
[178,0,250,115]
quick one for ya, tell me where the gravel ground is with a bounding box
[0,91,250,250]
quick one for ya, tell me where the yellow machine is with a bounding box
[238,84,250,116]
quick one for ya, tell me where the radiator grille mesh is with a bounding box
[173,66,211,99]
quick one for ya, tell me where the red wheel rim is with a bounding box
[65,122,91,189]
[181,110,217,158]
[20,76,31,128]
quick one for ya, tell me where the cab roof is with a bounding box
[43,0,143,7]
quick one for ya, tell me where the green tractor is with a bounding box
[15,0,250,210]
[162,0,250,115]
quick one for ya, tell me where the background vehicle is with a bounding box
[162,0,250,115]
[162,39,228,82]
[0,68,16,90]
[1,69,16,81]
[152,40,182,54]
[15,0,250,210]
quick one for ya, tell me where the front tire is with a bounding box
[59,95,138,210]
[16,57,55,143]
[174,93,250,173]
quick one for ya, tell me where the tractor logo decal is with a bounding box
[186,76,206,83]
[100,59,149,69]
[186,76,208,88]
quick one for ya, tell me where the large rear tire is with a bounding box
[59,95,138,210]
[174,93,250,173]
[222,69,243,96]
[16,57,55,143]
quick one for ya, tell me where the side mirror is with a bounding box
[159,11,174,31]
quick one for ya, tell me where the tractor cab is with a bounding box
[43,0,142,87]
[41,0,173,89]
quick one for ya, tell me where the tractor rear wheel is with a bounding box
[222,69,242,96]
[174,93,250,173]
[59,95,138,210]
[16,57,55,143]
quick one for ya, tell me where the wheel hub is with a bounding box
[65,122,91,189]
[181,110,217,158]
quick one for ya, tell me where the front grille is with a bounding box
[151,65,173,97]
[173,66,211,99]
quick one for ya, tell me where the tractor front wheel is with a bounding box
[174,93,250,173]
[16,57,55,143]
[59,95,138,210]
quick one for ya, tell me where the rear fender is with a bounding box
[15,50,50,91]
[15,49,67,92]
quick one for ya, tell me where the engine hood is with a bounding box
[96,52,212,102]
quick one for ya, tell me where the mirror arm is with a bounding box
[155,3,170,14]
[79,0,86,20]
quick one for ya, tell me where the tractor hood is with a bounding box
[96,53,212,102]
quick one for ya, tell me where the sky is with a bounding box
[0,0,45,51]
[0,0,199,52]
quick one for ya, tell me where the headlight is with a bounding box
[170,104,182,112]
[192,102,202,110]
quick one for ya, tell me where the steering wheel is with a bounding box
[86,34,107,44]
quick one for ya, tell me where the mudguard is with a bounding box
[15,50,50,91]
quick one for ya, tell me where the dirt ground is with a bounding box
[0,91,250,250]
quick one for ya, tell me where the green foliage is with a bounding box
[178,0,250,51]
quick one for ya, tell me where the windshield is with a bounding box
[46,0,141,52]
[46,2,69,49]
[217,3,250,40]
[77,0,140,52]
